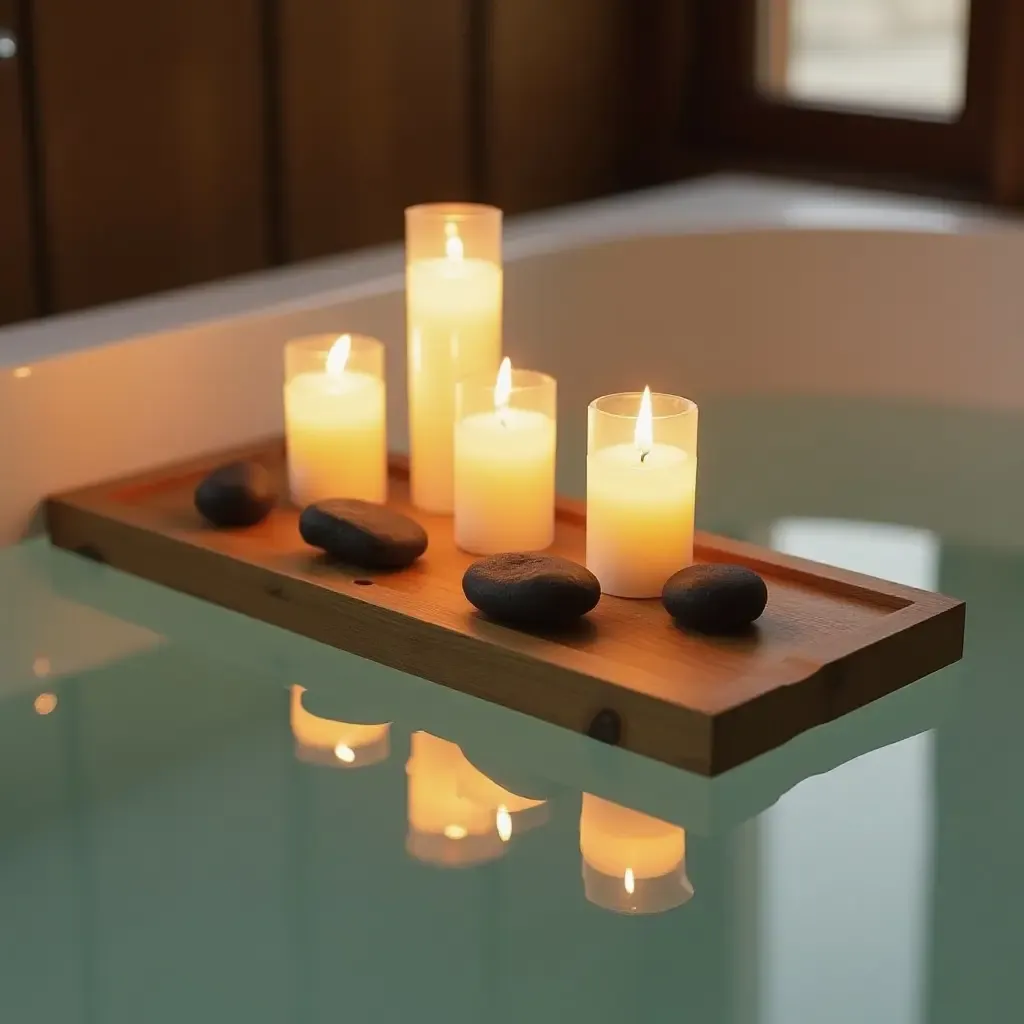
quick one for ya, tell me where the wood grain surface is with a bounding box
[45,440,965,775]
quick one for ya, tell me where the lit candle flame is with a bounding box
[634,386,653,463]
[443,824,468,840]
[326,334,351,377]
[496,804,512,842]
[624,867,636,895]
[334,742,356,764]
[445,221,464,261]
[494,356,512,413]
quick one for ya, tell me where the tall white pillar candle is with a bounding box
[586,388,698,598]
[284,333,387,506]
[406,204,503,513]
[454,358,556,554]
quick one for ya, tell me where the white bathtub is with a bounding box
[1,174,1022,548]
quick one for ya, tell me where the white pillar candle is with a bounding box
[454,358,556,554]
[586,388,698,598]
[284,333,387,507]
[406,204,503,513]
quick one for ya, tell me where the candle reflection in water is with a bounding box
[406,733,503,867]
[289,686,390,769]
[580,794,693,915]
[407,732,549,867]
[455,750,549,841]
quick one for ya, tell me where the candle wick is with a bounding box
[640,449,649,464]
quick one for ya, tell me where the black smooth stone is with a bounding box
[299,499,428,569]
[662,563,768,634]
[463,553,601,627]
[194,461,277,528]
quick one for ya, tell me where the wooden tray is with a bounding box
[40,542,955,835]
[44,439,965,776]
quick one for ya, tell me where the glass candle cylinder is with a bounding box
[580,794,694,915]
[289,686,390,769]
[454,361,556,554]
[406,203,503,514]
[284,333,387,507]
[586,390,698,598]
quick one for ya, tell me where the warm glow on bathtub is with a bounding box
[34,693,58,716]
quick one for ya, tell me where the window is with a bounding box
[680,0,1024,203]
[759,0,971,119]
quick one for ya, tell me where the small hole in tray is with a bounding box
[353,579,374,586]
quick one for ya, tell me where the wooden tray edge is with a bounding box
[43,442,967,777]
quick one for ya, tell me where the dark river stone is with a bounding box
[662,563,768,634]
[463,552,601,627]
[194,461,277,528]
[299,499,428,569]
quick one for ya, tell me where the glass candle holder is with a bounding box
[586,390,698,598]
[454,362,556,554]
[580,794,694,915]
[405,203,503,514]
[283,333,387,507]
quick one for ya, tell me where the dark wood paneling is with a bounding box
[0,0,37,325]
[279,0,472,261]
[988,0,1024,203]
[629,0,694,188]
[32,0,270,312]
[487,0,638,214]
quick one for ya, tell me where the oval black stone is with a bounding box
[299,499,428,569]
[194,461,277,528]
[662,563,768,634]
[462,553,601,627]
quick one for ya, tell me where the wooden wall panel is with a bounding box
[32,0,270,312]
[487,0,638,214]
[989,0,1024,204]
[279,0,473,261]
[0,0,37,325]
